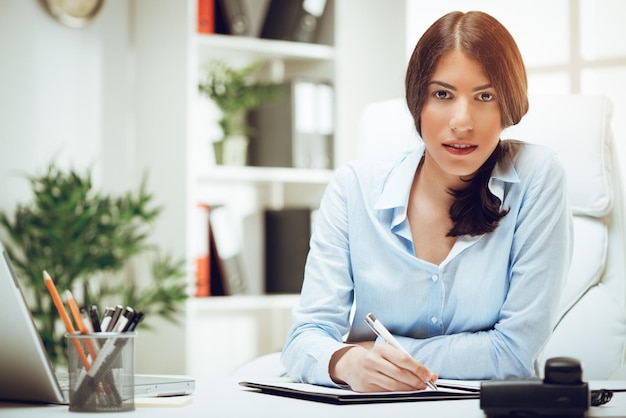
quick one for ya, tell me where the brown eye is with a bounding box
[477,92,494,102]
[434,90,450,99]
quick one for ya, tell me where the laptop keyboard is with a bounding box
[56,371,70,390]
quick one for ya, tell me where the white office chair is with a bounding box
[357,95,626,380]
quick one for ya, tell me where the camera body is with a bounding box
[480,357,590,417]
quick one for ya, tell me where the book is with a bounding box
[209,204,246,295]
[248,80,334,169]
[260,0,328,43]
[264,208,311,294]
[239,378,480,404]
[208,222,226,296]
[215,0,251,36]
[197,0,215,34]
[194,203,211,297]
[194,204,246,296]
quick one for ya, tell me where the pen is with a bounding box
[123,311,144,332]
[112,306,134,333]
[99,307,114,332]
[105,305,123,332]
[89,305,101,333]
[365,312,438,391]
[80,308,94,334]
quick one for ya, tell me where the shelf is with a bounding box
[187,294,300,312]
[197,165,334,185]
[185,294,298,377]
[196,34,335,65]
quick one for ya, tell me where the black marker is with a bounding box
[113,306,135,332]
[89,305,101,333]
[123,311,144,332]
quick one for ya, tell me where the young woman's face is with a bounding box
[420,48,503,181]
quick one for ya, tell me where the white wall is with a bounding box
[406,0,573,68]
[0,0,134,209]
[334,0,407,164]
[131,0,191,376]
[0,0,186,374]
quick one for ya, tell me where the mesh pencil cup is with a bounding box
[66,332,136,412]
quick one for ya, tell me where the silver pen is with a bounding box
[365,312,438,391]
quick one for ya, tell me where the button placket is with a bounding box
[426,269,444,336]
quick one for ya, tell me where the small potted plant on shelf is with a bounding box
[0,163,188,366]
[198,60,280,166]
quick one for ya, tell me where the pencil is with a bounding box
[65,289,99,360]
[43,270,91,371]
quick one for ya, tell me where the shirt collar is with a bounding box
[374,141,521,214]
[488,144,520,204]
[374,145,424,212]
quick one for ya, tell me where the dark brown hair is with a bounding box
[405,11,528,236]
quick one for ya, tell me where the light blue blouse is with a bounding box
[280,139,572,387]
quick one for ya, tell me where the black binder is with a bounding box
[248,80,334,169]
[260,0,328,43]
[264,208,311,294]
[215,0,251,36]
[239,380,480,404]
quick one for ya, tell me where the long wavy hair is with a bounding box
[405,11,529,236]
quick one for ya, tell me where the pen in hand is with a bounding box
[365,312,438,391]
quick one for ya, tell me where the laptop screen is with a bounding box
[0,244,66,404]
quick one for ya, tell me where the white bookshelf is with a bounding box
[133,0,408,376]
[198,166,333,184]
[197,34,335,63]
[185,294,299,378]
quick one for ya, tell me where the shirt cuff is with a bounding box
[318,342,360,388]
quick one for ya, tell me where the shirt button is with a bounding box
[431,274,438,282]
[431,316,438,324]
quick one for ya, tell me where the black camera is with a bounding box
[480,357,589,417]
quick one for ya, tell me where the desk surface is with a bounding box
[1,378,625,418]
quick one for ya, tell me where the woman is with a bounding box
[281,11,572,393]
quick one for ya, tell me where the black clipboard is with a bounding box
[239,380,480,405]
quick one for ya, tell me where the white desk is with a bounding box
[1,378,625,418]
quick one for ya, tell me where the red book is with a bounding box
[194,203,211,297]
[197,0,215,34]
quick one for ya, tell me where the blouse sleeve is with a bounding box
[280,165,358,386]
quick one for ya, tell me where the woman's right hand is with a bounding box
[329,342,437,392]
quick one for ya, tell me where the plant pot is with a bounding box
[214,134,249,166]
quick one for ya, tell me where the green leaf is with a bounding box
[198,60,281,138]
[0,163,188,365]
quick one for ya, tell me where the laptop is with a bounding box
[0,242,195,404]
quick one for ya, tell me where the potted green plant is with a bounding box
[198,60,279,165]
[0,164,188,366]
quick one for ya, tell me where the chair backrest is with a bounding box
[358,95,626,379]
